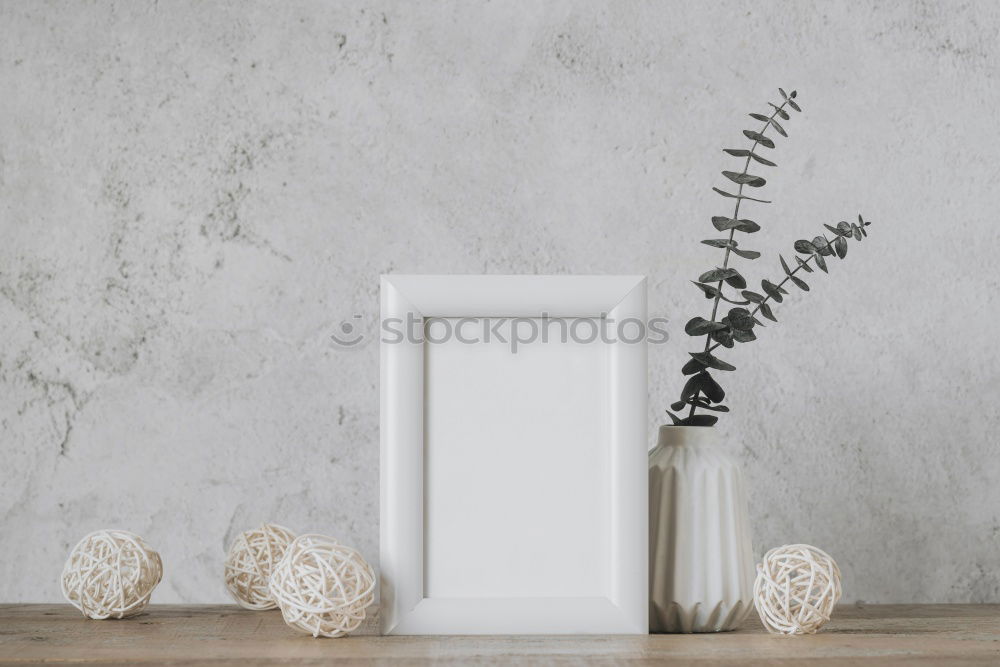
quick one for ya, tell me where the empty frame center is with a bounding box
[423,317,610,599]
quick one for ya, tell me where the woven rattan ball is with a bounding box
[268,534,376,638]
[753,544,842,635]
[61,529,163,620]
[224,523,297,610]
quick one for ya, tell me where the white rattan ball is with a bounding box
[268,534,376,638]
[61,529,163,620]
[224,523,297,610]
[753,544,842,635]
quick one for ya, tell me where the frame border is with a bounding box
[380,275,647,634]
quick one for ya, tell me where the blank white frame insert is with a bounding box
[380,275,647,635]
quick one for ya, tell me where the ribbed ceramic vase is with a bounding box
[648,425,754,632]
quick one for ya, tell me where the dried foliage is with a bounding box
[668,89,874,427]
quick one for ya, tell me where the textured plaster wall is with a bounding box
[1,0,998,604]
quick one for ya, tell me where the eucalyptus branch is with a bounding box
[667,88,877,428]
[702,100,788,329]
[704,216,874,356]
[670,89,800,427]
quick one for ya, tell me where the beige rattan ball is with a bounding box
[753,543,842,635]
[268,534,376,638]
[224,523,297,610]
[61,529,163,620]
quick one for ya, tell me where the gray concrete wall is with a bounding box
[1,0,997,603]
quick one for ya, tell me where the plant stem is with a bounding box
[687,100,789,420]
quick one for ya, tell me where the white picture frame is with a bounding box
[379,275,647,635]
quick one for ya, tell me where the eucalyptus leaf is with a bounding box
[834,236,848,259]
[780,254,792,275]
[698,273,747,290]
[788,98,801,112]
[770,118,787,137]
[680,414,718,427]
[727,307,755,331]
[692,281,750,305]
[712,216,762,233]
[796,256,814,273]
[671,400,686,411]
[749,112,771,123]
[712,187,771,204]
[732,247,761,259]
[851,223,863,241]
[790,274,810,291]
[762,279,785,303]
[682,357,706,375]
[838,221,852,235]
[690,351,736,371]
[813,252,828,273]
[742,290,765,303]
[698,267,739,284]
[794,239,817,254]
[685,316,727,336]
[681,374,702,400]
[813,236,834,257]
[742,130,775,149]
[692,281,722,299]
[749,152,777,167]
[698,371,725,403]
[723,171,766,187]
[700,238,758,258]
[682,398,729,412]
[725,148,777,166]
[711,327,735,348]
[723,270,747,289]
[779,88,788,99]
[721,293,751,305]
[768,102,791,120]
[759,302,777,322]
[732,328,757,343]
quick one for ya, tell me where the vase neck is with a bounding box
[656,425,719,448]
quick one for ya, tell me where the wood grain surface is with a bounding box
[1,604,999,665]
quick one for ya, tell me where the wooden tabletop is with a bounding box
[1,604,999,665]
